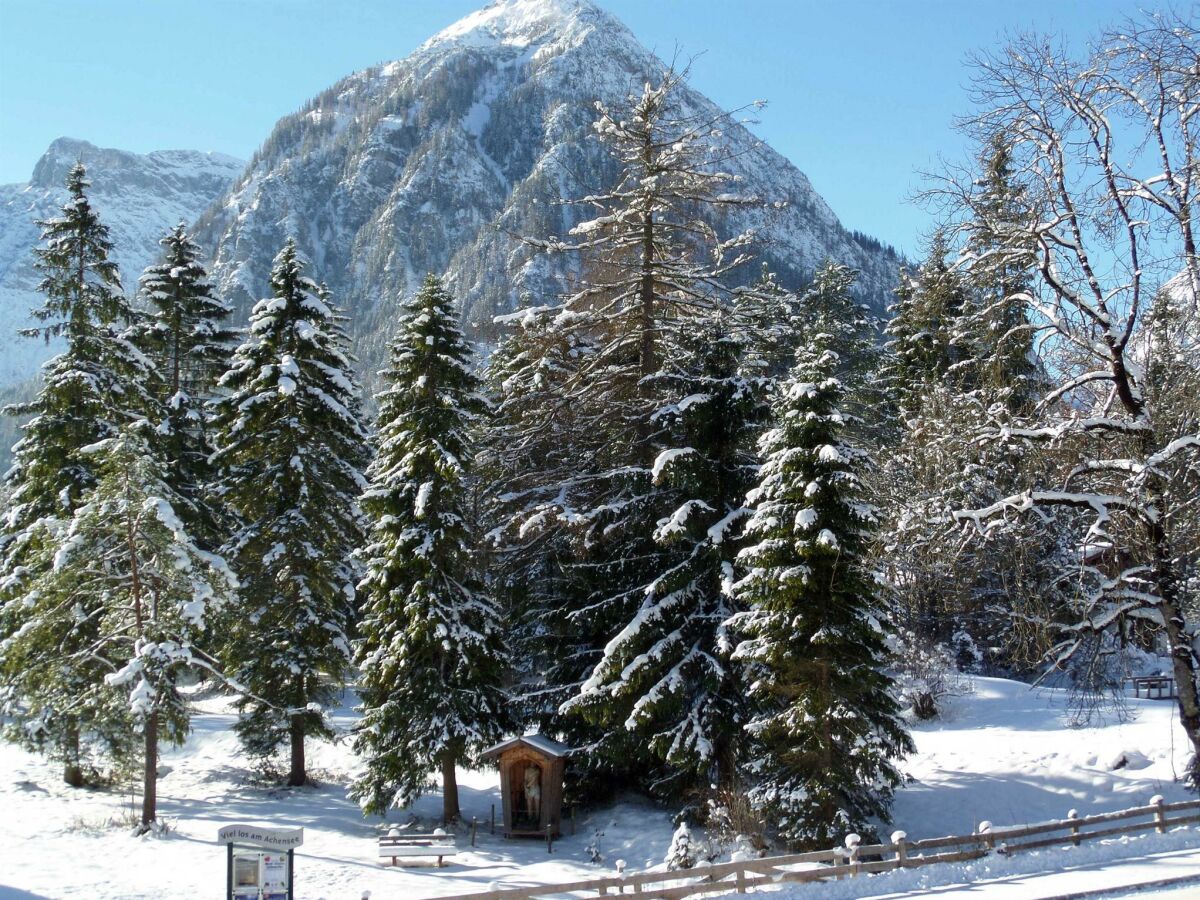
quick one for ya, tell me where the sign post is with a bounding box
[218,824,304,900]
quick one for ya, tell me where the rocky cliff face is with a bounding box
[195,0,901,367]
[0,138,244,388]
[1,0,902,396]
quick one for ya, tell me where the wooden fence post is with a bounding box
[546,823,554,853]
[1152,795,1166,834]
[891,830,908,868]
[1067,809,1080,846]
[845,833,861,877]
[977,820,994,852]
[491,803,495,835]
[735,868,747,893]
[471,816,477,847]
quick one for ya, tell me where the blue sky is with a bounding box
[0,0,1149,255]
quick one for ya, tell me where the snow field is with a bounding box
[0,676,1197,898]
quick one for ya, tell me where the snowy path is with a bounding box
[717,838,1200,900]
[831,847,1200,900]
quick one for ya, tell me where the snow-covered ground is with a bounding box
[0,677,1197,899]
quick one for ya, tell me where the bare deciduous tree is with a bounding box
[932,12,1200,781]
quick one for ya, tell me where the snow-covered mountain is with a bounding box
[195,0,901,364]
[0,138,244,388]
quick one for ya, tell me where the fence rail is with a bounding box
[425,796,1200,900]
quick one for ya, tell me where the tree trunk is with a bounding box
[287,716,306,787]
[635,208,656,455]
[141,712,158,830]
[1135,425,1200,784]
[441,752,460,824]
[1161,592,1200,784]
[1149,514,1200,784]
[63,724,84,788]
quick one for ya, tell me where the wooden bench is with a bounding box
[378,829,458,867]
[1132,675,1177,700]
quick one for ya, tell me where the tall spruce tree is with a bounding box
[40,424,235,829]
[730,332,912,848]
[210,239,368,786]
[960,135,1041,413]
[883,232,970,413]
[794,261,883,434]
[879,143,1054,664]
[736,266,804,380]
[350,274,509,822]
[134,223,236,545]
[483,307,599,728]
[0,163,155,786]
[563,315,768,801]
[514,66,765,794]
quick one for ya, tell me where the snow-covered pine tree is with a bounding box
[0,162,155,786]
[664,821,700,870]
[520,65,766,793]
[730,330,912,849]
[563,315,768,801]
[1140,285,1200,641]
[482,307,599,728]
[882,232,970,414]
[958,134,1041,412]
[875,141,1055,666]
[792,261,884,436]
[736,266,804,380]
[209,239,369,786]
[40,423,234,829]
[872,378,1074,675]
[134,222,236,545]
[350,274,509,822]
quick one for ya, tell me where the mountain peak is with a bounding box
[26,137,244,192]
[424,0,612,51]
[0,140,243,394]
[195,0,900,383]
[29,137,98,187]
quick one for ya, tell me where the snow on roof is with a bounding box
[481,733,571,759]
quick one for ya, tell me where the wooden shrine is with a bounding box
[481,734,568,838]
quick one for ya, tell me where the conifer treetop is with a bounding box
[28,162,126,341]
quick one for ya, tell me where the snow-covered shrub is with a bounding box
[585,829,605,865]
[704,786,767,857]
[951,629,985,674]
[665,822,698,870]
[892,629,973,720]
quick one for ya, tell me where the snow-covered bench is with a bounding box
[379,828,457,867]
[1131,675,1176,699]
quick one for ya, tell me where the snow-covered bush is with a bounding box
[704,786,767,857]
[892,629,973,720]
[951,629,985,674]
[585,830,605,865]
[664,822,698,870]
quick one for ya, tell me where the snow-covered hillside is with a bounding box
[0,677,1194,898]
[0,138,243,389]
[194,0,901,371]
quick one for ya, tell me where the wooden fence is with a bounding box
[429,796,1200,900]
